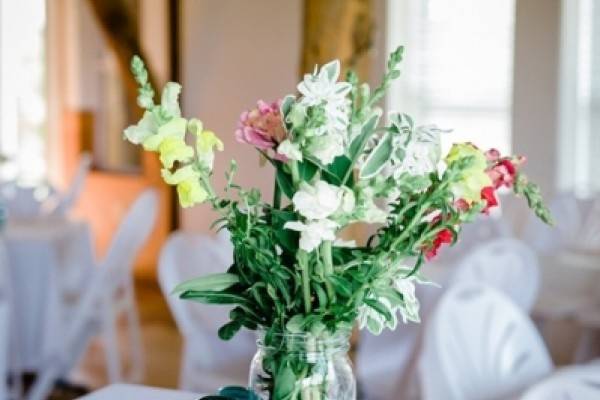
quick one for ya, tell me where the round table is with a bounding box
[2,217,94,371]
[521,361,600,399]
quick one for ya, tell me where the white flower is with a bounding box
[292,180,343,220]
[297,60,351,110]
[305,133,345,165]
[284,219,338,252]
[277,139,303,161]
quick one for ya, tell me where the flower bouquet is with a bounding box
[123,47,551,400]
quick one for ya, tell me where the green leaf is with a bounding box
[298,160,318,182]
[285,314,305,333]
[364,298,393,322]
[329,275,353,298]
[172,273,239,295]
[276,168,295,199]
[325,155,352,184]
[349,111,381,158]
[180,291,246,305]
[218,320,242,341]
[273,363,297,400]
[359,132,393,179]
[280,95,295,120]
[271,209,299,253]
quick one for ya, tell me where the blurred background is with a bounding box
[0,0,599,399]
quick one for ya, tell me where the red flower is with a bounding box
[480,186,498,214]
[424,228,454,261]
[485,149,526,189]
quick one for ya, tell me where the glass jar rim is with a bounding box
[255,327,352,353]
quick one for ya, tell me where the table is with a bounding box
[79,384,201,400]
[521,361,600,399]
[2,217,94,371]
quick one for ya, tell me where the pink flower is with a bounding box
[484,149,526,189]
[484,148,501,162]
[235,100,287,153]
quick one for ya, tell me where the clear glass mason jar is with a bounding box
[249,329,356,400]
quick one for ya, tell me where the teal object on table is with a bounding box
[198,386,259,400]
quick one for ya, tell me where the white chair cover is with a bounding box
[520,361,600,400]
[419,283,553,400]
[450,238,540,311]
[158,231,254,393]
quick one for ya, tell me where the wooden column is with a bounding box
[301,0,374,78]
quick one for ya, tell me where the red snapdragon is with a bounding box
[424,228,454,260]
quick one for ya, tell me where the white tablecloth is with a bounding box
[79,384,200,400]
[3,218,94,371]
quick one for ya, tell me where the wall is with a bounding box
[512,0,561,198]
[180,0,302,233]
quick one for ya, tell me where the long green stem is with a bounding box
[390,200,431,251]
[290,160,300,186]
[298,250,312,314]
[273,180,281,210]
[320,241,336,302]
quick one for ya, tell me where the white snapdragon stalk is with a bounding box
[305,133,345,165]
[292,180,344,220]
[297,60,352,165]
[284,219,338,252]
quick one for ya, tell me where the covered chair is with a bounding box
[158,232,255,394]
[26,189,159,400]
[419,283,553,400]
[450,238,540,312]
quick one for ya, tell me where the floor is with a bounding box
[72,278,183,391]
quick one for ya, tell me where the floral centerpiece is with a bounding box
[123,47,551,400]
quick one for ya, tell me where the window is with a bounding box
[0,0,47,183]
[558,0,600,196]
[387,0,516,155]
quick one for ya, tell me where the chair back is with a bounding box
[158,232,233,337]
[419,283,553,400]
[45,153,92,216]
[101,189,159,284]
[450,238,539,311]
[520,362,600,400]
